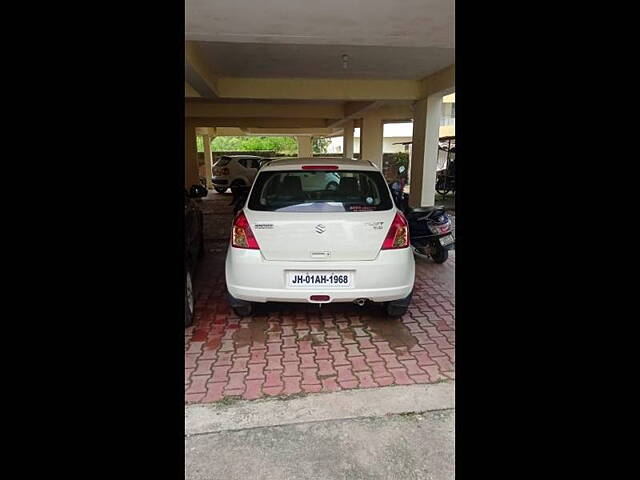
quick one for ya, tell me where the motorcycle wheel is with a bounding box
[431,242,448,264]
[435,184,451,195]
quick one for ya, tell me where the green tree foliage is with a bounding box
[391,152,410,182]
[312,137,331,154]
[210,136,298,155]
[392,152,409,169]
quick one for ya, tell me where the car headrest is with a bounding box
[337,177,358,196]
[281,176,303,196]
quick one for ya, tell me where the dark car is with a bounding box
[185,184,207,327]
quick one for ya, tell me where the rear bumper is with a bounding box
[212,177,229,185]
[225,247,415,304]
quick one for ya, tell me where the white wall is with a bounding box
[383,137,412,153]
[327,135,411,154]
[326,137,344,154]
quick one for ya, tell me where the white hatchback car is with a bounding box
[211,155,263,194]
[225,157,415,317]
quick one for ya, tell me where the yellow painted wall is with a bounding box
[217,77,423,101]
[439,125,455,137]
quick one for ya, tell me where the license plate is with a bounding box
[286,271,353,288]
[439,235,454,246]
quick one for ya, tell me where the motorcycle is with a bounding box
[389,171,455,264]
[436,140,455,196]
[435,160,455,196]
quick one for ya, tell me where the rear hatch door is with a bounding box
[245,209,395,262]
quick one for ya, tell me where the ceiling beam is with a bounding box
[185,82,201,98]
[216,77,423,101]
[372,104,414,121]
[190,117,330,129]
[195,127,217,136]
[185,43,220,99]
[242,127,342,136]
[326,101,385,128]
[421,64,455,97]
[186,100,344,119]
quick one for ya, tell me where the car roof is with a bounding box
[259,157,379,171]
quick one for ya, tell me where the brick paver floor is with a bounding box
[185,192,455,404]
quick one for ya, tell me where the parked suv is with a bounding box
[211,155,263,194]
[225,157,415,317]
[185,184,207,327]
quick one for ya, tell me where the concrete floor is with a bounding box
[186,383,454,480]
[186,410,454,480]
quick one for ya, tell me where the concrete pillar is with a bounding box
[409,94,443,207]
[196,136,205,180]
[297,136,312,157]
[202,134,214,189]
[343,120,355,158]
[360,115,383,167]
[185,119,199,188]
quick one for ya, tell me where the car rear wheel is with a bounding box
[385,290,413,317]
[227,291,253,317]
[232,304,252,317]
[214,187,227,194]
[185,269,195,327]
[386,303,408,317]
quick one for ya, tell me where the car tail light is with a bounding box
[302,165,338,170]
[381,212,409,250]
[221,167,230,175]
[232,211,260,249]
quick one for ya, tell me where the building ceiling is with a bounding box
[186,0,454,80]
[186,0,455,48]
[191,41,454,80]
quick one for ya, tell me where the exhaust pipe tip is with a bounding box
[354,298,368,307]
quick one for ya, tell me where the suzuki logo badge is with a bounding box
[315,224,326,234]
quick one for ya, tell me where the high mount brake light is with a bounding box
[232,211,260,249]
[381,212,409,250]
[301,165,338,170]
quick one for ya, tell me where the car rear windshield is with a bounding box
[248,170,393,212]
[213,157,232,167]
